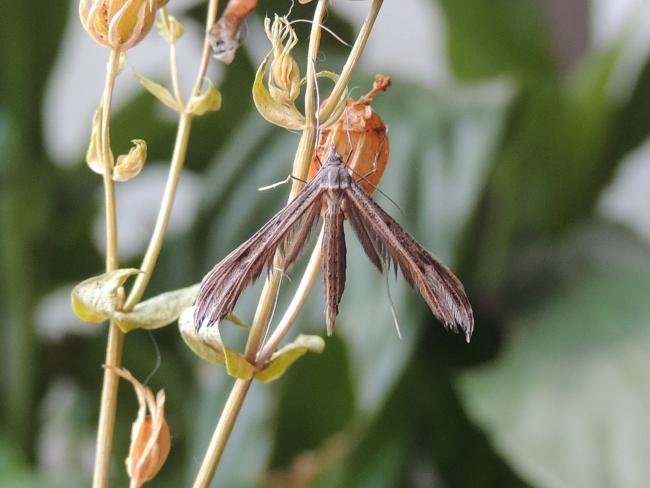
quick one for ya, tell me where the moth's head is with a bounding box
[324,146,344,166]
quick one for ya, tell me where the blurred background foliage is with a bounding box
[1,0,650,486]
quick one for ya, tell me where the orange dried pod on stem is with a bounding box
[308,74,392,195]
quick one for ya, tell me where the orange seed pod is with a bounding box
[309,74,392,195]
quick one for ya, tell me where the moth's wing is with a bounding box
[322,193,347,335]
[195,181,324,329]
[345,196,385,271]
[345,183,474,341]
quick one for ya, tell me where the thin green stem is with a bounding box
[93,48,123,488]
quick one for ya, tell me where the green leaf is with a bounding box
[436,0,555,80]
[457,242,650,488]
[255,334,325,383]
[134,72,183,112]
[113,283,199,332]
[70,268,140,323]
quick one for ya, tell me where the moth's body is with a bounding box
[195,149,474,341]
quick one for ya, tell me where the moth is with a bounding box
[194,148,474,341]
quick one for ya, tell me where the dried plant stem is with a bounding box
[160,7,183,104]
[93,48,123,488]
[192,0,389,484]
[256,230,324,364]
[320,0,383,121]
[93,2,220,486]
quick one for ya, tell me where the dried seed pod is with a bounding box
[309,74,392,195]
[107,366,171,488]
[79,0,163,51]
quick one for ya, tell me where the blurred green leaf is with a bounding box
[466,45,631,295]
[458,230,650,488]
[606,57,650,163]
[271,334,355,469]
[436,0,555,80]
[187,377,275,488]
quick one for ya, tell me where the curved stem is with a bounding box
[256,229,323,364]
[191,380,251,488]
[122,113,192,310]
[320,0,383,121]
[93,48,122,488]
[123,0,220,310]
[161,6,184,105]
[191,0,220,96]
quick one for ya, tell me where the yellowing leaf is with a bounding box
[223,347,256,380]
[71,268,140,323]
[255,334,325,383]
[134,73,182,112]
[114,284,200,332]
[178,306,257,379]
[178,306,226,364]
[186,81,222,116]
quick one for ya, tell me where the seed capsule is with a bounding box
[79,0,163,50]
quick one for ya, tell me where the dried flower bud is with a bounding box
[79,0,162,51]
[108,366,170,488]
[113,139,147,182]
[309,74,392,194]
[265,15,301,106]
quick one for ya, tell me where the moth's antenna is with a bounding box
[348,165,404,214]
[312,58,322,149]
[143,330,162,386]
[384,264,402,339]
[258,174,307,192]
[262,269,285,346]
[289,20,351,47]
